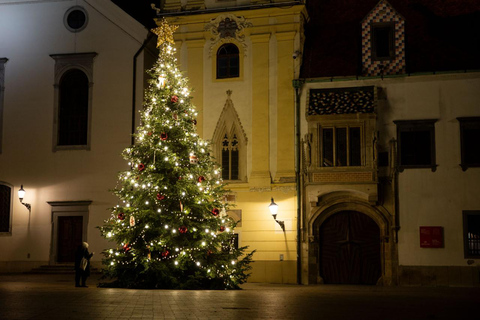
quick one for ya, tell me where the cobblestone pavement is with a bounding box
[0,274,479,320]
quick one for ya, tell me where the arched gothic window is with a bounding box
[213,91,247,182]
[58,69,89,146]
[216,43,239,79]
[222,133,239,180]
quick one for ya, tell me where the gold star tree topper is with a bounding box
[152,18,179,48]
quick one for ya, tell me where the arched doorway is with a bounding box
[319,211,381,284]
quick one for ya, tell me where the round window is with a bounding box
[64,7,88,32]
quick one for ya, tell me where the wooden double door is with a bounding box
[319,211,381,285]
[57,216,83,263]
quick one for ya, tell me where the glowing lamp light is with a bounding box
[268,198,285,231]
[18,185,31,210]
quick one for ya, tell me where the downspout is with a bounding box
[132,32,155,145]
[293,79,304,285]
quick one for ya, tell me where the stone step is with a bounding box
[28,265,101,274]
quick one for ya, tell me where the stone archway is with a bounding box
[306,196,393,285]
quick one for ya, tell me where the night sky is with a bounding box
[112,0,159,29]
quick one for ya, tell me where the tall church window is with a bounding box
[213,91,247,182]
[222,133,239,180]
[51,53,96,151]
[0,183,12,234]
[217,43,239,79]
[58,69,89,146]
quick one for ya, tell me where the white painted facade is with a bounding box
[0,0,149,271]
[299,72,480,284]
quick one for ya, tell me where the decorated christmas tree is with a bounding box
[98,19,254,289]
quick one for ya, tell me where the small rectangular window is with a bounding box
[463,211,480,258]
[394,120,437,171]
[372,23,395,61]
[320,126,362,167]
[458,117,480,171]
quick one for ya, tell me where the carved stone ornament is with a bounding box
[205,14,252,57]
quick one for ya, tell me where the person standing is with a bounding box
[74,242,94,287]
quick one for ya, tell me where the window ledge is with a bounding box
[398,164,437,172]
[460,164,480,171]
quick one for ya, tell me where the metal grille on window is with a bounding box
[466,214,480,256]
[0,185,11,232]
[222,133,239,180]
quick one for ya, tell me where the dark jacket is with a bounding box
[74,245,94,276]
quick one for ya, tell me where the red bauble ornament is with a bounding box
[197,176,205,183]
[147,132,152,136]
[219,226,225,232]
[123,243,131,252]
[157,193,165,201]
[192,119,197,125]
[161,250,170,258]
[138,163,145,171]
[160,132,168,141]
[117,212,125,220]
[211,208,220,216]
[179,226,188,234]
[171,95,178,103]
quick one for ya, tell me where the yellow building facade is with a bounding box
[157,1,308,283]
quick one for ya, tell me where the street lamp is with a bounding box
[269,198,284,231]
[18,185,31,211]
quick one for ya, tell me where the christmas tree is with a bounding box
[98,19,254,289]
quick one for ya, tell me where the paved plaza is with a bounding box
[0,274,479,320]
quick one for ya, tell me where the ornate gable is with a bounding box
[361,0,405,77]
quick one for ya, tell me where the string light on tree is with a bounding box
[98,18,253,290]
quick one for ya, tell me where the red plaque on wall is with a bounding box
[420,226,443,248]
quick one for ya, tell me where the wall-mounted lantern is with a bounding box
[269,198,285,231]
[18,185,31,211]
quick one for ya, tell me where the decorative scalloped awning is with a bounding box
[307,86,375,116]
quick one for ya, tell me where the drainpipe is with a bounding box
[132,32,155,145]
[293,79,304,285]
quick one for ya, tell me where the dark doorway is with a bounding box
[319,211,381,284]
[57,216,83,263]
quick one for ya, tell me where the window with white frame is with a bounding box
[51,53,96,151]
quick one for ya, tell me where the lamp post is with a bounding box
[269,198,284,231]
[18,185,31,210]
